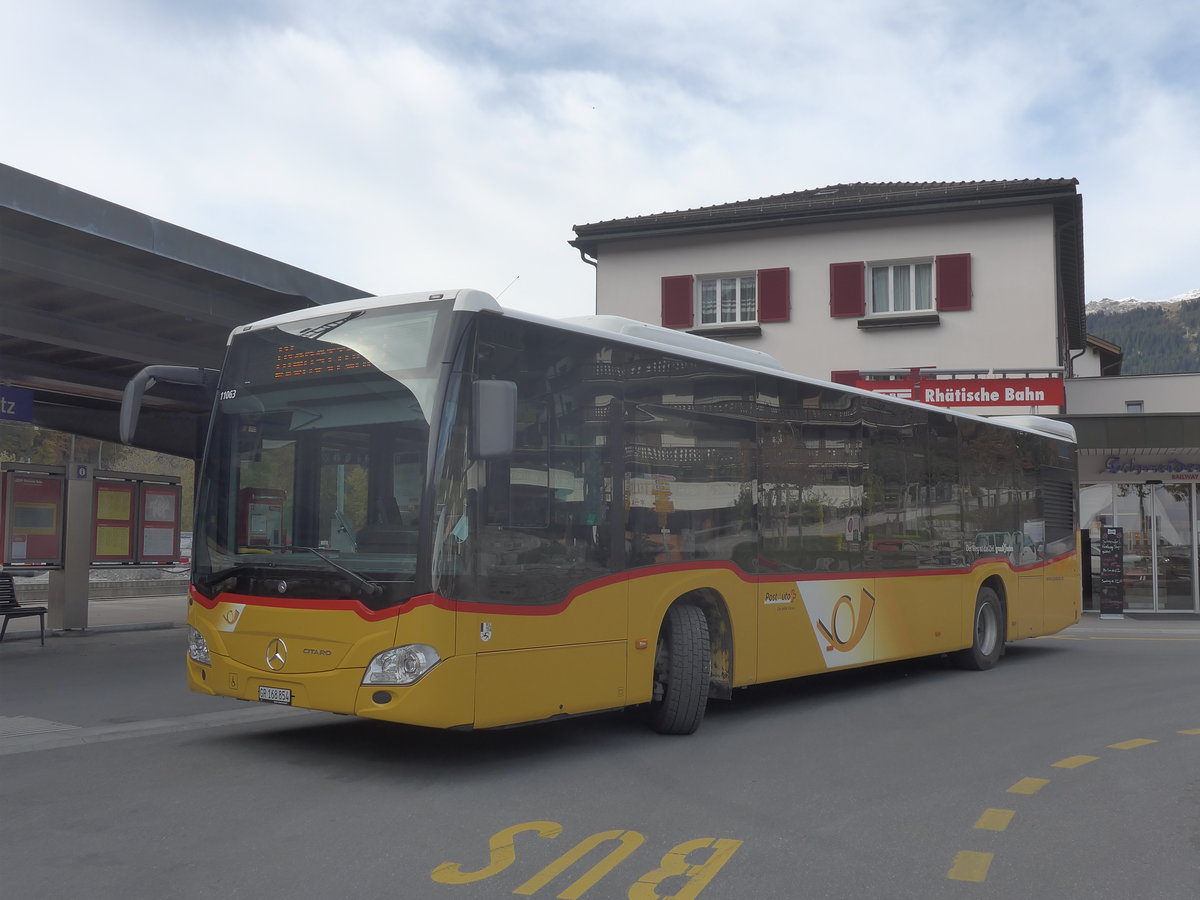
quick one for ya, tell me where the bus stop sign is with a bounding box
[0,386,33,423]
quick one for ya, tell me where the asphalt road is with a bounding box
[2,620,1199,899]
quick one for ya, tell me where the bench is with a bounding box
[0,573,47,646]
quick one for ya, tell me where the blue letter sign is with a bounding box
[0,386,33,423]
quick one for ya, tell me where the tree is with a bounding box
[0,423,195,531]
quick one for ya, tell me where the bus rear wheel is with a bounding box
[647,604,711,735]
[951,586,1003,670]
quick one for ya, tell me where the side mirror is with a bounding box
[120,366,219,444]
[471,380,517,459]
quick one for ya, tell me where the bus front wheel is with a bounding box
[951,586,1003,671]
[647,604,711,735]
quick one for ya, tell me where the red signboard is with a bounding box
[1,472,66,565]
[238,487,287,549]
[855,376,1064,408]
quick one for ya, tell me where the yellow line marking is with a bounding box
[1007,777,1050,795]
[1179,729,1200,735]
[947,850,993,882]
[1052,755,1099,769]
[973,809,1015,831]
[1043,635,1200,642]
[1108,738,1157,750]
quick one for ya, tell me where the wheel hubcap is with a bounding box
[977,605,998,655]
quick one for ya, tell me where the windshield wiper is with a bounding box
[290,546,383,597]
[199,563,274,591]
[201,549,383,598]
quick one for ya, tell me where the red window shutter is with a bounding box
[829,262,865,317]
[935,253,972,311]
[757,267,790,323]
[830,370,860,386]
[661,275,694,329]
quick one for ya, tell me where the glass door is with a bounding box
[1153,484,1195,611]
[1112,483,1156,610]
[1082,482,1198,613]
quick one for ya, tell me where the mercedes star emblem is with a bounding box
[265,638,288,671]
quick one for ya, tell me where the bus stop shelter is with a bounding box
[0,163,370,629]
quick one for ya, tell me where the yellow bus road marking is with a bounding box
[1052,755,1099,769]
[431,821,562,885]
[432,823,743,898]
[973,809,1015,831]
[1007,777,1050,795]
[628,838,744,900]
[513,829,644,899]
[1042,635,1200,642]
[947,850,993,882]
[1108,738,1157,750]
[1037,634,1086,640]
[947,729,1195,888]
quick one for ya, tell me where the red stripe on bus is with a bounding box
[189,549,1076,620]
[189,586,453,621]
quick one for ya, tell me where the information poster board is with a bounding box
[1098,525,1125,618]
[238,487,287,548]
[137,482,181,564]
[1,471,67,566]
[92,480,137,563]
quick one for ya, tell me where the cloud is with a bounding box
[2,0,1198,318]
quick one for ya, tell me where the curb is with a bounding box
[2,621,180,642]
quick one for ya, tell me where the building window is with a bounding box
[699,274,757,325]
[830,253,971,318]
[869,261,933,314]
[1126,400,1144,414]
[661,268,790,329]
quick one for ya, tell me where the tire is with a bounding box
[646,604,711,735]
[951,586,1004,670]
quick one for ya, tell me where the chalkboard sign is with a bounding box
[1098,526,1124,618]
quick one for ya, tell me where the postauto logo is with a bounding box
[814,588,877,653]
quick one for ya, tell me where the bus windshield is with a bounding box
[194,301,452,606]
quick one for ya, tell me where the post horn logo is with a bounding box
[265,638,288,671]
[816,588,877,653]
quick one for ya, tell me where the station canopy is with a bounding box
[0,164,371,458]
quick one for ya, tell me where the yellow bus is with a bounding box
[123,289,1080,734]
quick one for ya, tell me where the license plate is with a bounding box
[258,686,292,705]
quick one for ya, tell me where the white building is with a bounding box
[571,179,1084,415]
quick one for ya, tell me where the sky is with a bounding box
[3,0,1198,319]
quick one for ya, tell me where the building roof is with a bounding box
[572,178,1079,242]
[571,178,1086,349]
[0,163,371,457]
[1085,333,1123,376]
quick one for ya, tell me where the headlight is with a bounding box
[363,644,441,685]
[187,626,211,665]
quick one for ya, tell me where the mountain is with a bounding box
[1085,289,1200,375]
